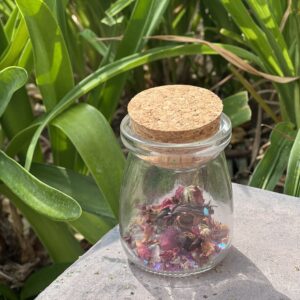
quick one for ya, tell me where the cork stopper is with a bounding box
[128,85,223,143]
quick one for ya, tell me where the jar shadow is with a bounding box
[129,246,290,300]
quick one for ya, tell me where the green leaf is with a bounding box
[220,0,283,76]
[0,18,29,69]
[52,104,125,218]
[202,0,238,32]
[247,0,294,75]
[0,150,81,221]
[21,263,70,300]
[31,163,115,219]
[223,91,251,128]
[0,184,83,263]
[0,20,8,55]
[70,211,115,244]
[0,284,18,300]
[1,85,42,161]
[6,121,40,157]
[24,43,261,170]
[16,0,74,110]
[285,129,300,196]
[31,163,116,243]
[16,0,80,169]
[80,29,109,57]
[101,0,135,26]
[0,66,27,118]
[249,123,297,190]
[4,8,18,40]
[267,0,286,24]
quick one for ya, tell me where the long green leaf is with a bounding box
[0,66,27,118]
[285,129,300,196]
[0,284,18,300]
[16,0,79,169]
[220,0,283,76]
[0,185,83,263]
[101,0,135,26]
[249,123,297,190]
[70,211,114,244]
[80,29,109,58]
[31,163,115,219]
[0,150,81,221]
[0,17,28,69]
[223,91,251,128]
[247,0,294,75]
[267,0,287,25]
[0,20,8,55]
[1,88,40,162]
[21,263,70,300]
[3,7,18,40]
[24,43,261,170]
[16,0,74,110]
[31,163,116,243]
[202,0,238,32]
[52,104,125,218]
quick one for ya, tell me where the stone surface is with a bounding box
[38,184,300,300]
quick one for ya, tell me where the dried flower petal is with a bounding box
[201,241,215,257]
[159,227,179,250]
[174,185,184,200]
[136,241,151,260]
[192,186,205,205]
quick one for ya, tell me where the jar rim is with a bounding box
[121,113,232,154]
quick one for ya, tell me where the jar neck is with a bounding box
[121,113,232,169]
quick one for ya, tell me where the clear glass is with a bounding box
[119,113,233,277]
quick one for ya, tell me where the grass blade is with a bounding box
[16,0,74,109]
[0,150,81,221]
[0,20,8,55]
[16,0,80,169]
[285,128,300,196]
[247,0,294,75]
[220,0,283,75]
[249,123,296,190]
[0,18,28,69]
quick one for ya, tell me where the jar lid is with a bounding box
[128,85,223,143]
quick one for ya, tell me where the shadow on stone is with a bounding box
[129,247,290,300]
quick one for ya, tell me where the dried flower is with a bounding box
[123,184,230,272]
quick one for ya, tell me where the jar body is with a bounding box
[119,151,233,276]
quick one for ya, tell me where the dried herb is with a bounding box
[123,185,230,272]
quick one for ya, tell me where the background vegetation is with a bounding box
[0,0,299,298]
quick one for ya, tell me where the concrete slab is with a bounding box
[38,184,300,300]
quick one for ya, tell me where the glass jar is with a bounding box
[119,113,233,276]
